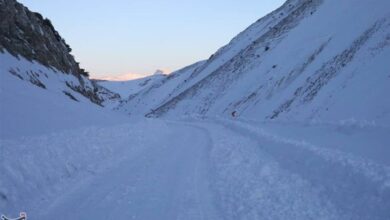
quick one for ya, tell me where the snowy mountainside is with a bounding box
[164,0,310,98]
[123,0,390,126]
[117,61,206,116]
[115,0,307,116]
[0,0,120,106]
[0,1,131,211]
[0,0,83,75]
[0,0,124,138]
[0,51,119,107]
[0,52,127,138]
[96,72,166,100]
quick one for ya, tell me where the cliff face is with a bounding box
[0,0,120,106]
[0,0,87,76]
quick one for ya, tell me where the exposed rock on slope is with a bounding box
[0,0,84,76]
[117,0,390,125]
[0,0,119,106]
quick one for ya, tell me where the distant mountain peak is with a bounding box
[153,69,168,76]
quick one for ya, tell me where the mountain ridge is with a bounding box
[0,0,120,106]
[116,0,390,126]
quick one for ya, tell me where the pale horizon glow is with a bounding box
[94,73,154,81]
[18,0,285,79]
[95,69,171,81]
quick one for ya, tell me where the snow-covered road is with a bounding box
[206,119,390,219]
[1,119,389,220]
[37,122,219,220]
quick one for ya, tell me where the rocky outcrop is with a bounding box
[0,0,120,106]
[0,0,87,76]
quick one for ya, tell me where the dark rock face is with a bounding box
[0,0,120,106]
[0,0,87,76]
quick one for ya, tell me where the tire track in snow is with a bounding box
[34,121,220,220]
[213,119,390,219]
[192,120,340,220]
[165,121,220,220]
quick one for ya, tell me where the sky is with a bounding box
[18,0,285,79]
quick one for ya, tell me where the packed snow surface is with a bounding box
[1,66,390,218]
[1,0,390,219]
[1,116,389,219]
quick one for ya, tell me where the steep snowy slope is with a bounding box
[0,2,131,210]
[96,73,166,100]
[133,0,390,126]
[0,52,128,139]
[117,61,206,116]
[0,0,120,106]
[0,46,134,216]
[0,0,126,138]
